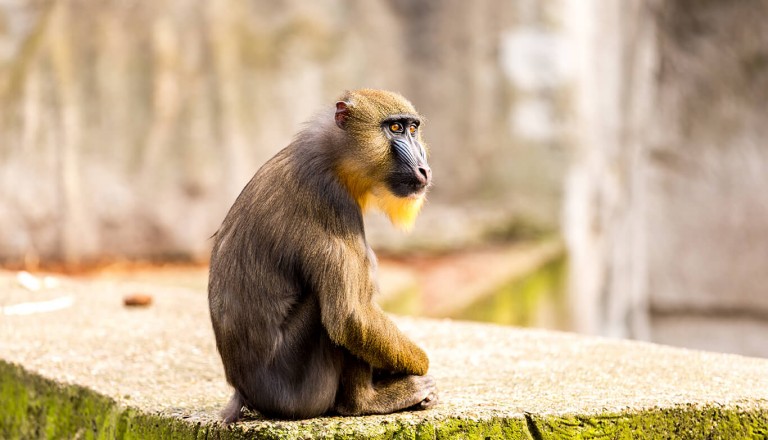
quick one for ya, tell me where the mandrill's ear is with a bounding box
[335,101,351,129]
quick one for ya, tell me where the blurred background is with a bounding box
[1,0,767,357]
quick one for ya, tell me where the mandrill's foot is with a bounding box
[417,390,439,410]
[406,374,438,410]
[336,373,439,416]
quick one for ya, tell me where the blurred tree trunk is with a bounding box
[566,0,768,357]
[49,0,89,264]
[564,0,656,338]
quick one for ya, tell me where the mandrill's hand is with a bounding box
[400,344,430,376]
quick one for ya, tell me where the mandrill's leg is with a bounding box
[334,352,438,416]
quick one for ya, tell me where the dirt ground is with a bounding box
[4,240,563,326]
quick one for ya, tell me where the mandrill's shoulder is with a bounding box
[246,144,363,239]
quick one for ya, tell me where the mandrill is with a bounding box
[208,89,437,421]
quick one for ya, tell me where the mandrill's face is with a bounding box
[333,88,433,230]
[380,115,431,199]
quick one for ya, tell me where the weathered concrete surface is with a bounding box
[2,271,768,439]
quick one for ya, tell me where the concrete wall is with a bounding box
[0,0,573,265]
[566,0,768,357]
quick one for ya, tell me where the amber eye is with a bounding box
[389,122,403,133]
[409,125,417,135]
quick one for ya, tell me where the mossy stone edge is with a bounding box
[3,360,768,439]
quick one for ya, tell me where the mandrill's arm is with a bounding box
[313,240,429,376]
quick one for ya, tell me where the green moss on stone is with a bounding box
[1,360,531,439]
[527,405,768,439]
[380,285,422,316]
[457,253,568,329]
[4,359,768,439]
[0,361,202,440]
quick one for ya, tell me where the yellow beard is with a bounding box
[335,161,424,231]
[365,186,425,231]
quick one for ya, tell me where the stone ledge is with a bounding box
[2,272,768,438]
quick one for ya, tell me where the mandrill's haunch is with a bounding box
[208,89,437,421]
